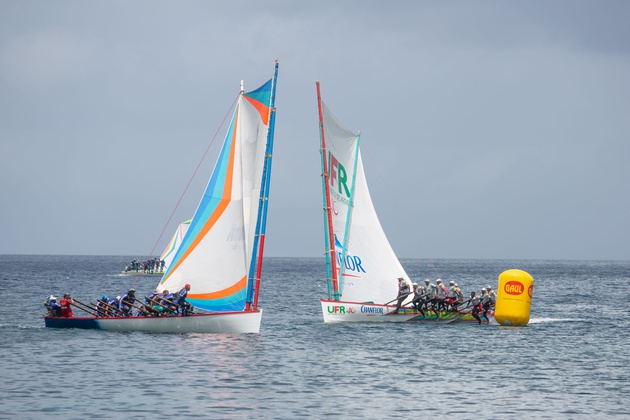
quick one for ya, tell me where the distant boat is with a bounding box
[120,257,165,276]
[119,220,191,276]
[316,81,458,324]
[45,62,279,333]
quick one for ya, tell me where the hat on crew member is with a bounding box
[487,285,493,290]
[425,279,430,283]
[449,280,455,285]
[481,288,486,292]
[50,296,57,301]
[436,279,442,283]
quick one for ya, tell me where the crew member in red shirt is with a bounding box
[60,293,74,317]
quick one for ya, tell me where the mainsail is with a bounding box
[318,82,408,305]
[159,64,279,313]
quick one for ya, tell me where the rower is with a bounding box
[176,284,192,315]
[45,295,62,317]
[119,289,136,316]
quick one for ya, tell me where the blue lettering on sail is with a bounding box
[333,234,367,276]
[360,306,384,314]
[336,253,366,273]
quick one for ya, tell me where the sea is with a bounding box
[0,255,628,419]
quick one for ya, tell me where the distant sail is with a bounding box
[159,219,192,271]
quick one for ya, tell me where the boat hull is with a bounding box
[119,271,165,277]
[320,299,459,324]
[44,310,262,333]
[455,310,497,325]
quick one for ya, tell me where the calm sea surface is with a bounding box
[0,255,628,419]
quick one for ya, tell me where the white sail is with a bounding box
[158,74,278,313]
[159,219,191,271]
[321,101,409,305]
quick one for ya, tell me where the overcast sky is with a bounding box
[1,1,628,260]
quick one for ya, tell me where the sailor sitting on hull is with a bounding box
[392,278,410,314]
[466,291,483,324]
[424,279,437,313]
[44,295,62,317]
[411,284,427,318]
[176,284,193,316]
[435,279,449,312]
[118,289,137,317]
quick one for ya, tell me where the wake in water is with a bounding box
[529,317,582,324]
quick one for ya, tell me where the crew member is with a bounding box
[45,295,62,317]
[468,291,483,324]
[392,278,410,314]
[480,288,491,324]
[435,279,449,312]
[159,290,176,313]
[424,279,437,312]
[411,284,426,317]
[59,293,74,317]
[94,295,109,316]
[119,289,137,316]
[487,286,497,307]
[176,284,192,315]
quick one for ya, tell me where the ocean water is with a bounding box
[0,255,629,419]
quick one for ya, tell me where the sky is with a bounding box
[1,1,629,260]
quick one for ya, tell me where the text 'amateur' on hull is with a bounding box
[44,310,262,334]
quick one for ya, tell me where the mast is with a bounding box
[246,60,279,310]
[316,81,340,300]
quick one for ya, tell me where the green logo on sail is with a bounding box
[328,152,351,199]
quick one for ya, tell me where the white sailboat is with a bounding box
[45,62,279,333]
[316,81,457,324]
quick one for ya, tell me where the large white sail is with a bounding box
[159,76,277,313]
[321,101,408,304]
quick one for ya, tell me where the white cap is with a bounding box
[49,295,56,301]
[487,285,493,290]
[454,283,458,287]
[481,288,486,292]
[412,283,418,286]
[425,279,430,283]
[436,279,442,283]
[449,280,455,285]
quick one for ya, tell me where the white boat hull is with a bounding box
[119,271,165,277]
[320,299,459,324]
[44,310,262,333]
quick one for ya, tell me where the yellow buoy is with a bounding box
[494,269,534,326]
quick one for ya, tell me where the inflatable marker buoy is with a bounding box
[494,269,533,326]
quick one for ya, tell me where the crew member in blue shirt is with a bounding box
[176,284,192,315]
